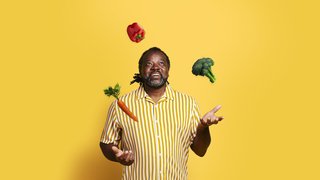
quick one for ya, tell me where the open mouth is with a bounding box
[145,72,167,88]
[150,72,161,78]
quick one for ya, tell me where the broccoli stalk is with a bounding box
[192,57,216,83]
[203,69,215,83]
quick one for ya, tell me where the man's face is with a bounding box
[140,52,169,88]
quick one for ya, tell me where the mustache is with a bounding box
[143,72,166,82]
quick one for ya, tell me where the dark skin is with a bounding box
[99,143,135,165]
[191,105,224,156]
[100,51,224,165]
[140,52,169,103]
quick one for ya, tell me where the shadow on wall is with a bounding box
[73,144,122,180]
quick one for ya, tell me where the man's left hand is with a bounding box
[200,105,224,127]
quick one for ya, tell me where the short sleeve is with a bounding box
[190,98,201,144]
[100,100,122,145]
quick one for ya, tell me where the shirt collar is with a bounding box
[136,83,175,101]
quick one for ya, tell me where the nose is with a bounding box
[151,63,160,70]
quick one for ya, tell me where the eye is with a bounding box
[146,62,153,67]
[159,61,165,66]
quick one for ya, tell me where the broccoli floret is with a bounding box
[192,57,216,83]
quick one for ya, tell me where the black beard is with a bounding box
[143,75,167,89]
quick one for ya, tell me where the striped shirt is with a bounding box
[100,84,201,180]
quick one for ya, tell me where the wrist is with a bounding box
[198,122,209,131]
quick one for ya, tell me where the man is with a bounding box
[100,47,224,179]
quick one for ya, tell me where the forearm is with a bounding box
[99,142,118,162]
[191,123,211,157]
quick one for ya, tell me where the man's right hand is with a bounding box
[112,146,135,166]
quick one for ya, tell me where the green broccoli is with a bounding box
[192,57,216,83]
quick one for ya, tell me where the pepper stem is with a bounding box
[136,34,142,39]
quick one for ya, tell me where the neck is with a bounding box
[143,84,166,103]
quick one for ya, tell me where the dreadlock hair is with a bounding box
[130,47,171,85]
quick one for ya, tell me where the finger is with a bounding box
[213,117,220,121]
[130,151,134,161]
[203,118,215,126]
[206,118,214,124]
[124,150,129,158]
[212,105,222,113]
[212,120,219,124]
[120,150,129,162]
[129,150,134,160]
[125,151,132,162]
[212,116,223,122]
[218,116,224,121]
[112,146,123,157]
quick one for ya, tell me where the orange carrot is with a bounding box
[117,100,138,122]
[104,83,138,122]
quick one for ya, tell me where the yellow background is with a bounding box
[1,0,319,179]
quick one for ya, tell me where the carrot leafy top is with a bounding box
[104,83,120,100]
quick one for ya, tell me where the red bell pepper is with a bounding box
[127,22,145,43]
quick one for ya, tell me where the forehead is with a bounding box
[143,52,167,62]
